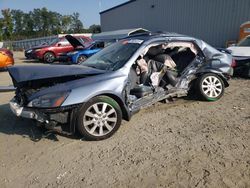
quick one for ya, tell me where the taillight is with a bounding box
[231,59,237,68]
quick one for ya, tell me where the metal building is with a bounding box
[100,0,250,47]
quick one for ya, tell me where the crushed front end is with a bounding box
[10,88,80,135]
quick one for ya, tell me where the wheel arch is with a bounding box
[44,50,56,56]
[97,93,131,121]
[195,70,229,88]
[75,53,88,64]
[70,93,130,136]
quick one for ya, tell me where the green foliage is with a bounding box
[70,12,83,33]
[88,24,101,33]
[0,18,3,40]
[1,9,14,40]
[0,7,101,41]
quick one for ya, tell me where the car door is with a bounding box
[56,38,74,54]
[167,41,204,89]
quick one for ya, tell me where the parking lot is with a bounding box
[0,52,250,188]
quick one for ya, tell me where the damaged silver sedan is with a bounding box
[8,33,234,140]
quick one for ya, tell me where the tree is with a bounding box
[40,7,50,36]
[0,7,92,40]
[1,9,14,40]
[89,24,101,33]
[32,8,42,33]
[70,12,84,33]
[0,18,3,40]
[61,15,72,33]
[49,11,62,35]
[11,9,24,38]
[23,12,35,38]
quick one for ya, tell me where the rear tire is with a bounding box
[44,52,55,63]
[196,73,225,101]
[76,96,122,141]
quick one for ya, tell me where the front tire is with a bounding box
[44,52,55,63]
[76,96,122,141]
[77,55,87,64]
[196,73,225,101]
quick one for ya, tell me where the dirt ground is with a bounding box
[0,52,249,188]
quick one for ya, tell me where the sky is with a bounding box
[0,0,127,27]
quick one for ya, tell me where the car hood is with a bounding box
[227,46,250,58]
[25,45,49,52]
[65,35,85,48]
[8,64,106,86]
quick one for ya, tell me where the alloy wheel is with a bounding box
[44,53,55,63]
[83,102,117,137]
[201,76,222,98]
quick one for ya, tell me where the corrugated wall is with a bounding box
[100,0,250,47]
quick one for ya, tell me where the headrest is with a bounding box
[147,46,164,56]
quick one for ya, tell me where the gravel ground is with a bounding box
[0,52,249,188]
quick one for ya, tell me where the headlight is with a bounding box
[35,49,42,52]
[27,49,32,53]
[28,91,70,108]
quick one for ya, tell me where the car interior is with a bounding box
[129,41,199,99]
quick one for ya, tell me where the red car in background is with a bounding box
[25,35,92,63]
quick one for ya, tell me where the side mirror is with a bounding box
[57,43,62,47]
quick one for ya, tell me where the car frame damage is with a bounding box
[7,64,108,135]
[10,98,80,135]
[6,32,234,140]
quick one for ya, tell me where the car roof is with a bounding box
[124,32,206,50]
[124,32,188,41]
[124,32,225,59]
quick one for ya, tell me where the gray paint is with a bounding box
[21,35,233,106]
[100,0,250,47]
[9,34,233,126]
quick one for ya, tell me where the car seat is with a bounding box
[153,54,178,86]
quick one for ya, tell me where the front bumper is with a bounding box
[9,99,79,135]
[9,99,45,122]
[57,54,71,62]
[25,51,37,59]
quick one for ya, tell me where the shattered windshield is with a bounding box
[81,39,142,71]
